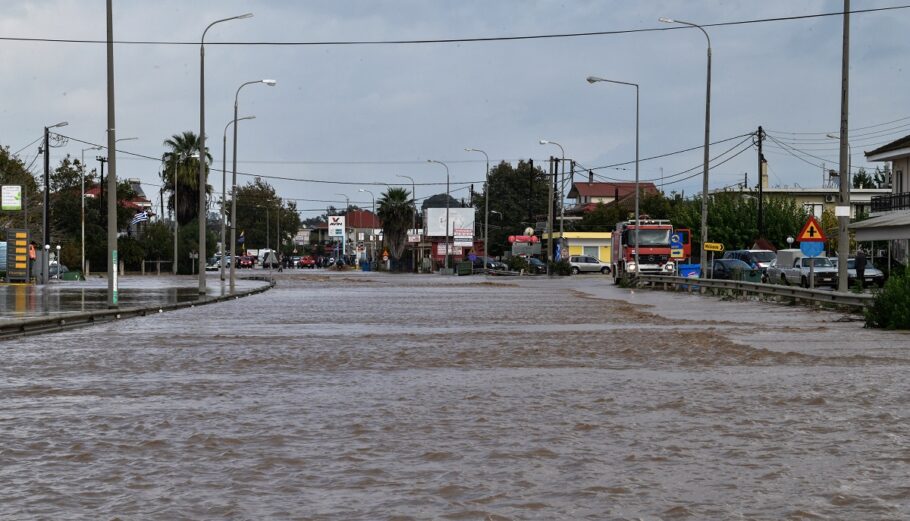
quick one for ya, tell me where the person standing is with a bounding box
[854,248,867,289]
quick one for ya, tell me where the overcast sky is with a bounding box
[2,0,909,218]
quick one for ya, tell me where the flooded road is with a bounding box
[1,272,909,520]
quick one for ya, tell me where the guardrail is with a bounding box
[636,274,873,311]
[0,277,275,341]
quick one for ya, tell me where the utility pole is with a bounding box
[42,126,50,285]
[105,0,118,307]
[528,159,534,226]
[546,156,555,275]
[836,0,851,293]
[757,126,765,237]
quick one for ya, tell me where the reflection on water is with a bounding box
[0,275,264,320]
[0,272,908,520]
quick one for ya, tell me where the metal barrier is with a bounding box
[0,277,275,341]
[637,274,873,311]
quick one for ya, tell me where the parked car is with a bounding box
[723,249,776,281]
[526,257,547,274]
[472,256,507,271]
[708,258,757,280]
[49,263,69,279]
[298,255,317,269]
[205,255,232,271]
[831,257,886,288]
[568,255,611,275]
[768,249,838,288]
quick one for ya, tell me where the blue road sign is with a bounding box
[670,233,683,250]
[800,241,824,257]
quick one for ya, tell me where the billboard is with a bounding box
[425,208,475,238]
[1,185,23,211]
[328,216,346,238]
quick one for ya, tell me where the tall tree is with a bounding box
[377,187,414,270]
[161,131,212,225]
[472,160,550,256]
[230,177,300,253]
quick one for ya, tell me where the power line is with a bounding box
[766,113,910,136]
[2,5,906,46]
[587,132,755,172]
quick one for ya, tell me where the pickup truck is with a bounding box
[767,255,838,288]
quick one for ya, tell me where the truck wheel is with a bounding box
[612,267,620,285]
[781,274,789,286]
[571,266,580,275]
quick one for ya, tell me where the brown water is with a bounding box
[1,272,909,520]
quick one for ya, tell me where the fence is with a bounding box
[636,274,873,312]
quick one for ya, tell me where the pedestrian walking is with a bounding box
[855,248,867,289]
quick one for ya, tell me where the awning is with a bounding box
[849,212,910,241]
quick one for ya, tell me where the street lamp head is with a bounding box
[658,17,675,23]
[825,133,839,140]
[236,12,254,19]
[50,121,68,129]
[586,76,600,84]
[262,79,277,86]
[358,188,366,193]
[538,139,549,145]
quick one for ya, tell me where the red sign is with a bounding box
[797,216,826,242]
[508,235,539,244]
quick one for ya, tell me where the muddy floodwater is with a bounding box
[1,272,909,520]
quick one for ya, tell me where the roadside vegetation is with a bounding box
[865,272,910,329]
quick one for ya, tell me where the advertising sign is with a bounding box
[328,216,346,238]
[425,208,475,238]
[5,229,29,282]
[1,185,23,211]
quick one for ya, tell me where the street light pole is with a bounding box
[359,188,375,264]
[201,12,253,296]
[42,121,68,285]
[427,160,451,272]
[229,78,275,292]
[396,174,417,272]
[222,115,255,282]
[464,149,490,273]
[660,16,711,278]
[539,140,566,264]
[587,76,640,277]
[80,144,102,277]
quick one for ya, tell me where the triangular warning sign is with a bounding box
[797,215,826,242]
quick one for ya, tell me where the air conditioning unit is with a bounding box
[824,194,836,203]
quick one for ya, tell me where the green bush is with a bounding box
[865,272,910,329]
[550,259,572,276]
[507,256,529,273]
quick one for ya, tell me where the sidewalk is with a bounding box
[0,274,268,323]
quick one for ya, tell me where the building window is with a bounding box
[803,203,823,218]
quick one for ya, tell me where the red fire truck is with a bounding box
[611,219,690,283]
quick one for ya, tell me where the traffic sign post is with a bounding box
[797,216,826,290]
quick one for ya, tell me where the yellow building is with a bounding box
[543,231,612,261]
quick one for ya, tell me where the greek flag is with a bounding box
[131,211,149,225]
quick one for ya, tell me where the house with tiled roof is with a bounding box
[848,134,910,264]
[566,177,660,214]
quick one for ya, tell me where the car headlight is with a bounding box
[663,262,675,272]
[627,262,637,272]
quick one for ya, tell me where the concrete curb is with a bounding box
[0,277,275,341]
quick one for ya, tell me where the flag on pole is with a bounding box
[130,211,149,225]
[238,230,245,244]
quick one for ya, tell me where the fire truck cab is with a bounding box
[611,219,680,283]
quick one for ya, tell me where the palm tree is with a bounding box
[377,187,415,271]
[161,131,212,225]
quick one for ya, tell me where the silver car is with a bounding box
[568,255,611,275]
[832,257,886,288]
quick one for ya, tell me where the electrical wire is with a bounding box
[766,113,910,136]
[586,132,755,172]
[1,5,906,46]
